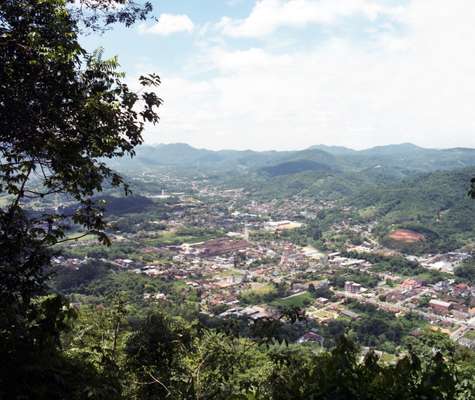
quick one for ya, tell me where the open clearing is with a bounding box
[388,229,425,243]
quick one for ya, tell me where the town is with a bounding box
[54,171,475,353]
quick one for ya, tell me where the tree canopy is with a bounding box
[0,1,161,396]
[0,0,161,297]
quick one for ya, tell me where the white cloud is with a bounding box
[139,14,194,35]
[143,0,475,151]
[217,0,400,38]
[70,0,126,10]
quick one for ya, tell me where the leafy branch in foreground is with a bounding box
[0,1,160,396]
[0,0,161,299]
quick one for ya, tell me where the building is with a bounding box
[197,238,250,257]
[429,299,452,315]
[401,279,423,290]
[297,331,324,345]
[453,283,471,297]
[345,281,362,294]
[264,220,303,232]
[241,305,276,320]
[341,309,361,320]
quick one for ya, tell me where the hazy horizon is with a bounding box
[143,141,475,153]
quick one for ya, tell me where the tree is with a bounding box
[0,0,160,396]
[454,258,475,284]
[470,177,475,199]
[0,0,160,305]
[125,312,193,399]
[62,296,130,399]
[70,0,153,32]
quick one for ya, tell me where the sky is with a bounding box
[81,0,475,151]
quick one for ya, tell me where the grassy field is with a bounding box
[240,283,275,297]
[463,329,475,340]
[306,307,338,322]
[219,268,246,278]
[272,291,313,308]
[156,231,217,245]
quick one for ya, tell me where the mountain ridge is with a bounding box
[109,142,475,177]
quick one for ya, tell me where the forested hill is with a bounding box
[260,159,335,177]
[108,142,475,176]
[351,167,475,253]
[243,165,475,252]
[352,167,475,211]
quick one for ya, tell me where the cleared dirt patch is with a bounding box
[388,229,425,243]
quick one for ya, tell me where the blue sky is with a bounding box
[81,0,475,151]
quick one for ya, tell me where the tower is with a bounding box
[243,226,249,241]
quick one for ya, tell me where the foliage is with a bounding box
[0,0,161,304]
[125,311,194,399]
[330,269,380,289]
[0,294,116,400]
[70,0,153,32]
[454,258,475,284]
[308,284,334,300]
[343,251,421,274]
[347,301,425,348]
[261,159,333,177]
[272,291,314,309]
[65,304,474,400]
[0,0,160,397]
[63,194,156,216]
[352,168,475,253]
[50,259,112,293]
[240,284,278,305]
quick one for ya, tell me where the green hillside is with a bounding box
[261,159,335,177]
[351,168,475,252]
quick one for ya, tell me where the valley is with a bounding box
[50,143,475,355]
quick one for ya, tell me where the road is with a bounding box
[335,290,467,328]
